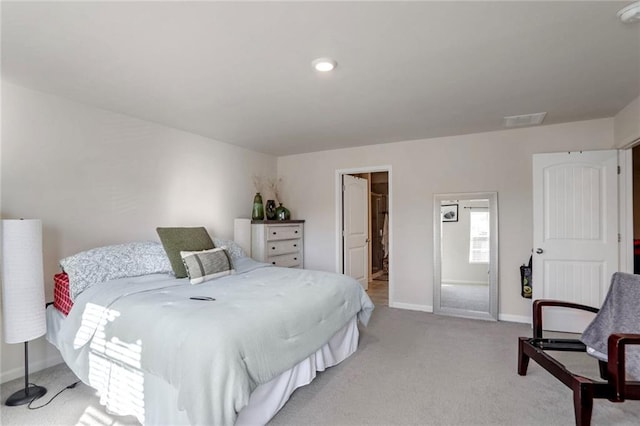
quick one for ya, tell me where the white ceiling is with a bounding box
[2,1,639,156]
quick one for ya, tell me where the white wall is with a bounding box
[0,82,276,382]
[277,118,614,322]
[614,95,640,148]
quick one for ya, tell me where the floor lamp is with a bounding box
[1,219,48,406]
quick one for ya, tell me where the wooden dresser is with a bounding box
[251,220,304,268]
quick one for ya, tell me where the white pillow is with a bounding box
[180,248,234,285]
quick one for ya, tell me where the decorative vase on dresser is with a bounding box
[275,203,291,220]
[252,193,264,220]
[265,200,277,220]
[251,220,304,268]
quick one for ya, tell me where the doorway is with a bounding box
[337,166,392,307]
[368,172,389,306]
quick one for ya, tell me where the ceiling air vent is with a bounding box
[503,112,547,128]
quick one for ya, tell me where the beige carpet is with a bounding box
[2,305,640,425]
[440,283,489,312]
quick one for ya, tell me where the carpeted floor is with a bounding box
[2,305,640,425]
[440,283,490,312]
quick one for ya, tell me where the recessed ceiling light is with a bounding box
[618,1,640,23]
[312,57,337,72]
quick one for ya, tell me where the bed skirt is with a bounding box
[46,306,359,425]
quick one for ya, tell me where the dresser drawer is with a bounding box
[266,239,301,256]
[268,253,302,268]
[250,221,305,268]
[266,225,302,241]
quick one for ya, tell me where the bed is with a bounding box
[46,240,374,425]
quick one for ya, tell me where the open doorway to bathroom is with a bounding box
[368,172,389,306]
[337,166,392,307]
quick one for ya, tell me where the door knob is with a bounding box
[536,248,544,254]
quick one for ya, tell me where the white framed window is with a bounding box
[469,211,490,263]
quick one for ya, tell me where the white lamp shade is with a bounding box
[1,219,46,344]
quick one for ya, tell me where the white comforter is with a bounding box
[54,260,374,425]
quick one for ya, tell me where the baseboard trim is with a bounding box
[498,313,531,324]
[441,279,488,286]
[1,353,64,384]
[390,303,531,324]
[389,302,433,313]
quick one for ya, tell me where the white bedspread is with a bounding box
[54,262,374,425]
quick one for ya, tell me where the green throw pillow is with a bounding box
[156,227,214,278]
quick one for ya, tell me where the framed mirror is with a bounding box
[433,192,498,320]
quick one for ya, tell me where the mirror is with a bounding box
[433,192,498,320]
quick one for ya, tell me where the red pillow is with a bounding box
[53,272,73,316]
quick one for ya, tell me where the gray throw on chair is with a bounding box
[581,272,640,380]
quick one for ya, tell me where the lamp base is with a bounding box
[5,385,47,406]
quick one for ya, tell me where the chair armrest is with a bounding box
[532,299,599,338]
[607,333,640,401]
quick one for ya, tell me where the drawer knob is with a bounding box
[295,230,298,234]
[272,246,276,250]
[272,261,276,265]
[294,257,297,260]
[293,244,297,247]
[272,232,277,235]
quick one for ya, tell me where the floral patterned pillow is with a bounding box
[213,238,247,261]
[60,241,172,300]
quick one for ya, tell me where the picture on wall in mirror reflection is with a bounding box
[441,204,458,222]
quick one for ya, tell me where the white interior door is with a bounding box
[343,175,369,289]
[532,150,619,333]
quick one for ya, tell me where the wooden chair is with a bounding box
[518,299,640,425]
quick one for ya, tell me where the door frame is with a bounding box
[620,147,634,274]
[336,166,393,303]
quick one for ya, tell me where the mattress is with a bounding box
[47,306,359,425]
